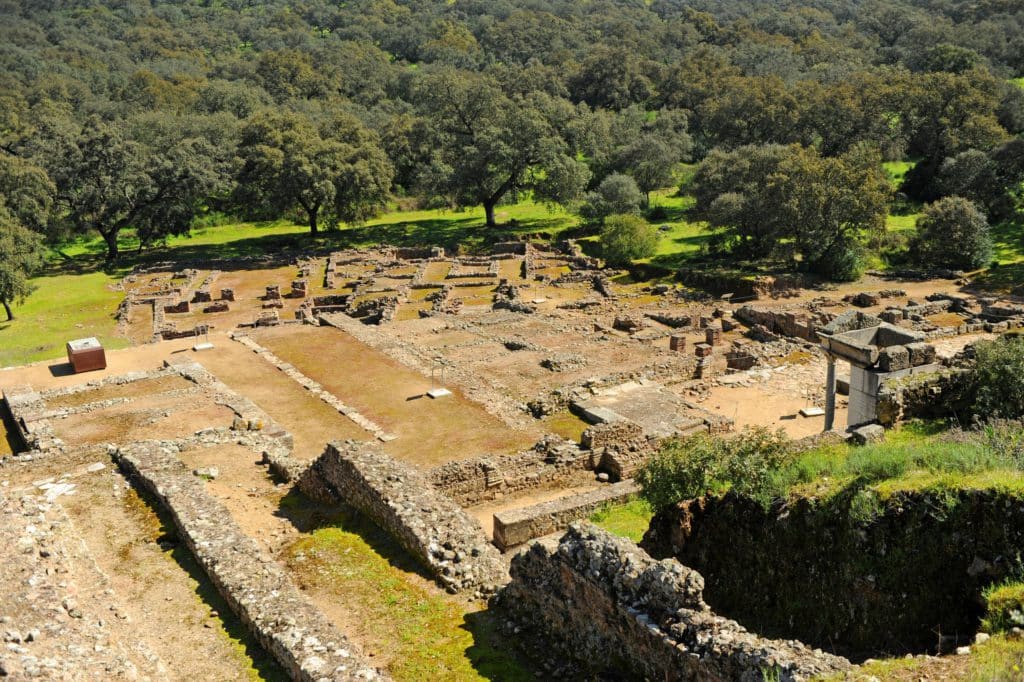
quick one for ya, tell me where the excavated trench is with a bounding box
[0,400,27,455]
[641,488,1024,661]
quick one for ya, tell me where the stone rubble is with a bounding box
[500,523,851,681]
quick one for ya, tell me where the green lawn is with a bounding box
[885,212,919,235]
[589,498,654,543]
[0,270,129,367]
[1012,77,1024,89]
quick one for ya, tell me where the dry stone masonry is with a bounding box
[116,440,384,681]
[300,441,507,595]
[492,480,639,551]
[500,523,851,681]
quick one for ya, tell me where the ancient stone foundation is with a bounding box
[493,481,639,551]
[116,441,383,681]
[428,436,593,506]
[500,523,850,681]
[299,441,507,595]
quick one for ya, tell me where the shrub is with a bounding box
[808,238,865,282]
[637,427,790,510]
[600,213,658,266]
[578,173,643,223]
[974,338,1024,419]
[983,579,1024,634]
[911,197,993,271]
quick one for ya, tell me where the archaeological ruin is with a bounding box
[3,239,1024,680]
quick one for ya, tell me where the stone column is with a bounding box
[824,355,837,432]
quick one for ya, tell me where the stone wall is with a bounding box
[643,488,1024,658]
[299,440,507,595]
[427,436,596,506]
[734,306,820,342]
[876,368,974,427]
[492,481,639,551]
[499,523,850,680]
[116,441,384,681]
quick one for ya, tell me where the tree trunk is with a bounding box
[102,230,119,262]
[484,201,497,228]
[307,208,319,234]
[2,300,13,321]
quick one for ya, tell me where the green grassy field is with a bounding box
[0,270,129,367]
[882,159,917,189]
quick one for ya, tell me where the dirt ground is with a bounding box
[52,395,235,447]
[1,448,280,680]
[254,324,540,467]
[194,338,370,460]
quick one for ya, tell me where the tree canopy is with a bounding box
[0,0,1017,271]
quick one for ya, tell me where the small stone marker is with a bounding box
[427,387,452,399]
[799,407,826,417]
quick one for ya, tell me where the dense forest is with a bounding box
[1,0,1023,310]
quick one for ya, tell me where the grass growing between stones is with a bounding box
[282,505,536,681]
[589,499,654,543]
[776,421,1024,502]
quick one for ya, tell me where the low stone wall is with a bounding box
[500,523,850,680]
[428,437,595,506]
[735,306,820,342]
[876,368,974,427]
[580,421,644,450]
[300,441,507,595]
[116,441,384,681]
[493,481,639,551]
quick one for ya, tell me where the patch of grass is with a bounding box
[1012,77,1024,89]
[883,159,917,189]
[283,505,535,681]
[589,498,654,543]
[983,580,1024,634]
[543,410,590,443]
[966,633,1024,681]
[0,270,129,367]
[885,212,919,235]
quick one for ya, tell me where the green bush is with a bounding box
[974,337,1024,420]
[637,427,791,510]
[578,173,644,224]
[983,580,1024,633]
[911,197,993,271]
[600,213,659,266]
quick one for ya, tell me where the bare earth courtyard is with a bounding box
[1,242,1020,680]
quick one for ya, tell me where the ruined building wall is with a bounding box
[876,368,974,427]
[299,441,507,595]
[642,488,1024,658]
[493,481,639,551]
[116,441,384,682]
[500,523,850,681]
[427,437,596,506]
